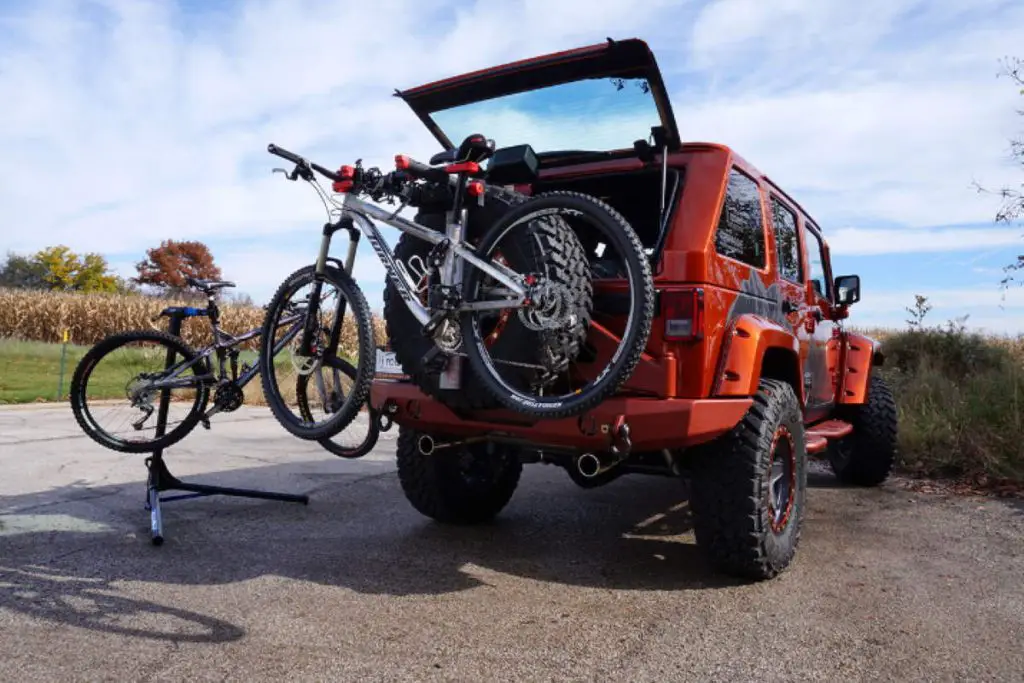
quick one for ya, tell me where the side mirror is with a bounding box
[834,275,860,306]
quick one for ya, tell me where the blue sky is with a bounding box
[1,0,1023,333]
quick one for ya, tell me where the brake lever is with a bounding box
[272,167,298,181]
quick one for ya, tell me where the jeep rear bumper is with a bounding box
[369,381,753,453]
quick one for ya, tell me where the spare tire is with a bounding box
[382,188,592,413]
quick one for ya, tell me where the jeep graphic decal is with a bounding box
[725,270,792,331]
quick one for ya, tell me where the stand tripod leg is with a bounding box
[141,312,308,546]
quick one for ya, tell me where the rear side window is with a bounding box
[770,196,802,283]
[715,168,766,269]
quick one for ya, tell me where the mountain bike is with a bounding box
[69,276,381,458]
[258,133,655,442]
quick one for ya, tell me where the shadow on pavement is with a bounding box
[0,454,852,641]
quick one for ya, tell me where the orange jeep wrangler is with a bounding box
[368,38,898,580]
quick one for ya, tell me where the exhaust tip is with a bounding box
[577,453,600,478]
[417,435,434,455]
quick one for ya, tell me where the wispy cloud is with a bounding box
[1,0,1023,334]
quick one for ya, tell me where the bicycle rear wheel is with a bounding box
[258,263,375,441]
[69,330,211,453]
[459,190,655,420]
[295,363,380,459]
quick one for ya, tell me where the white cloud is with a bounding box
[828,225,1024,256]
[2,0,1024,328]
[850,285,1024,334]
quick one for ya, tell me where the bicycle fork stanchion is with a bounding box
[143,311,309,546]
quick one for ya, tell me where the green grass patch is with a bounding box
[0,338,93,403]
[878,327,1024,484]
[0,336,338,406]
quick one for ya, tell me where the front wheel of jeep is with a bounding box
[689,378,808,581]
[396,427,523,525]
[829,373,898,487]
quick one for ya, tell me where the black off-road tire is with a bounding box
[259,263,375,441]
[69,330,210,454]
[396,427,523,525]
[383,200,592,412]
[689,379,808,580]
[829,373,898,486]
[461,190,652,420]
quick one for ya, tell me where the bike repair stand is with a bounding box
[144,310,309,546]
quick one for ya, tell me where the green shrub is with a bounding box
[877,326,1024,483]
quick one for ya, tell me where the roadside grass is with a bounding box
[875,326,1024,485]
[0,337,318,407]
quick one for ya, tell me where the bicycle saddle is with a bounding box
[186,276,236,292]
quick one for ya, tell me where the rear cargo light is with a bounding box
[662,288,704,341]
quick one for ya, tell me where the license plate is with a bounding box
[375,349,406,377]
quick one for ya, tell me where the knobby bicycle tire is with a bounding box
[69,329,211,454]
[258,263,375,441]
[459,190,655,420]
[295,365,381,459]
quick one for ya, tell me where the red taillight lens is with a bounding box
[662,288,704,341]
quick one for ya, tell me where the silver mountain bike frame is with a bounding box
[308,182,530,327]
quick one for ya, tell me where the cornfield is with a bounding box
[0,287,388,356]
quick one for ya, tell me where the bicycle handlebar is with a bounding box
[267,143,342,182]
[394,154,450,184]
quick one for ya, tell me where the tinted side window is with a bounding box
[770,197,802,283]
[715,169,766,269]
[805,225,830,301]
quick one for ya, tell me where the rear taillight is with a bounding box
[662,288,704,341]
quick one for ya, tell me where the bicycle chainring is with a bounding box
[214,383,245,412]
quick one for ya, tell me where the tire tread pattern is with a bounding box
[689,378,807,580]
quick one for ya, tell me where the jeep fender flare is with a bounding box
[837,332,883,405]
[713,314,805,405]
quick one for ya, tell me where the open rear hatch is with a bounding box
[389,38,685,402]
[394,37,681,155]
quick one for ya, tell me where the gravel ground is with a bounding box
[1,404,1022,682]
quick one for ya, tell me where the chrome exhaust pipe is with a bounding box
[576,451,624,479]
[417,434,490,455]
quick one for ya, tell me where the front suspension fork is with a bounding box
[299,217,359,356]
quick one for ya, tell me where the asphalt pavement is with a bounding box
[1,403,1022,682]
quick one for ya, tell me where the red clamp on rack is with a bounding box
[332,165,355,193]
[467,180,485,197]
[444,161,480,175]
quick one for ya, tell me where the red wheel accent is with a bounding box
[767,425,797,533]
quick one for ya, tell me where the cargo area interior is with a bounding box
[530,164,682,275]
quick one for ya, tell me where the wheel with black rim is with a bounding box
[689,378,808,580]
[829,373,898,486]
[69,330,210,454]
[295,367,380,459]
[459,191,653,420]
[258,263,375,441]
[395,427,522,525]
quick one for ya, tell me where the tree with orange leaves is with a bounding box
[133,239,222,293]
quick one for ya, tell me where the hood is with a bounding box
[394,37,680,154]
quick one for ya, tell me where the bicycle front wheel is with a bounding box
[69,330,211,453]
[258,263,375,441]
